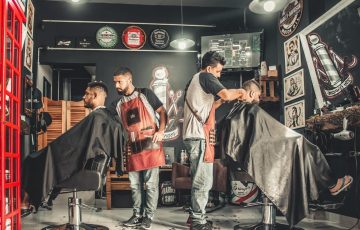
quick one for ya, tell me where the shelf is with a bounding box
[261,96,280,102]
[260,76,279,81]
[44,47,198,53]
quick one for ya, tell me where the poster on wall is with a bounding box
[279,0,303,37]
[284,100,305,129]
[299,0,360,109]
[24,34,33,73]
[284,69,305,103]
[149,65,184,141]
[284,34,302,74]
[26,0,34,38]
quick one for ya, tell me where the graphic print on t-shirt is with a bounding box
[126,108,140,125]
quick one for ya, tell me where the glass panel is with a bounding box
[13,187,18,211]
[12,100,18,125]
[14,18,20,41]
[5,158,11,183]
[13,73,18,97]
[5,126,11,152]
[14,45,19,68]
[7,7,13,32]
[5,189,10,214]
[6,36,12,61]
[5,96,12,122]
[13,216,19,230]
[13,158,18,183]
[13,128,18,153]
[6,66,11,88]
[5,99,11,122]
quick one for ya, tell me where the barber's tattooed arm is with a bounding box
[152,106,167,142]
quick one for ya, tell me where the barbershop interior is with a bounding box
[1,0,360,229]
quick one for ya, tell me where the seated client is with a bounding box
[221,79,353,227]
[21,81,123,215]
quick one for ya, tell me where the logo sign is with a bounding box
[77,37,93,48]
[122,26,146,49]
[96,26,118,48]
[150,29,170,49]
[150,66,184,141]
[279,0,303,37]
[55,37,74,48]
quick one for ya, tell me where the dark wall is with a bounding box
[276,0,359,219]
[35,1,279,97]
[33,1,279,150]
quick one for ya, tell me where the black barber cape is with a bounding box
[221,103,332,226]
[23,108,123,208]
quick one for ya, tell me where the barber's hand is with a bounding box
[152,130,164,143]
[237,89,249,102]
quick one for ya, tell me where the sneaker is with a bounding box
[140,216,152,230]
[190,222,212,230]
[123,214,142,227]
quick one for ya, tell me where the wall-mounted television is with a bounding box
[201,32,262,69]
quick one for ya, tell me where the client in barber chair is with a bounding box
[21,81,123,217]
[221,79,353,227]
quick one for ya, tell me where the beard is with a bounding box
[83,102,92,109]
[116,85,130,95]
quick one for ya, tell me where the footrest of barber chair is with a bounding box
[41,223,109,230]
[309,201,344,211]
[234,222,303,230]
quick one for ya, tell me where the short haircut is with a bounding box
[113,67,133,77]
[242,79,261,91]
[201,51,226,69]
[87,81,108,95]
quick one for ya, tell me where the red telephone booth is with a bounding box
[1,0,25,229]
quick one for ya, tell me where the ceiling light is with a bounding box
[71,0,80,3]
[249,0,289,14]
[264,1,275,12]
[170,0,195,50]
[170,38,195,50]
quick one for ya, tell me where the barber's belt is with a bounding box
[129,138,160,154]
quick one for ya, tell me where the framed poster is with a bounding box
[24,34,33,73]
[284,69,305,103]
[299,0,360,109]
[284,100,305,129]
[26,0,34,38]
[284,34,302,74]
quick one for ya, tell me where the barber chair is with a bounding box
[233,175,302,230]
[42,152,111,230]
[171,159,228,212]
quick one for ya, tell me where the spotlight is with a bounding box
[249,0,289,14]
[264,1,275,12]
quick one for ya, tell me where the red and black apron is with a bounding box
[118,91,165,171]
[185,99,216,163]
[203,105,216,163]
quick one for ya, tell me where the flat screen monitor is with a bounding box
[201,32,262,69]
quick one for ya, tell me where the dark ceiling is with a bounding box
[45,0,252,8]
